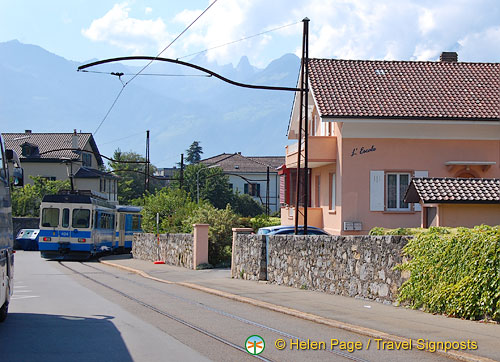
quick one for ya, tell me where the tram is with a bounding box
[115,205,142,253]
[38,190,116,260]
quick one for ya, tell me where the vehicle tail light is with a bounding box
[43,237,51,241]
[78,238,86,243]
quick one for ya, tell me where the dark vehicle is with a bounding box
[257,225,329,235]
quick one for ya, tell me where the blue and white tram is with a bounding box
[38,191,116,260]
[115,205,142,252]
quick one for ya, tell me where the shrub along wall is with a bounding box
[397,225,500,321]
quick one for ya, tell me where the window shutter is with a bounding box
[370,170,385,211]
[413,171,428,211]
[244,183,248,194]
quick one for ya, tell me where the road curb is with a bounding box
[99,259,496,362]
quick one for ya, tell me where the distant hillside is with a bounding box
[0,40,300,166]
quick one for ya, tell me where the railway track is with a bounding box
[59,261,372,362]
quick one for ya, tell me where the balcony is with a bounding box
[286,136,337,169]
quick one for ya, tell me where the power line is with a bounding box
[91,0,219,135]
[177,21,301,60]
[126,0,219,85]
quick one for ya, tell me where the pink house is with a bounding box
[280,52,500,235]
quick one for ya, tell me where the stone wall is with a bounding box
[231,234,266,280]
[132,233,193,269]
[232,233,410,303]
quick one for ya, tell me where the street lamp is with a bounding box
[196,164,220,204]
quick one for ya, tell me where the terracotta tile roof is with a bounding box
[2,132,103,165]
[405,178,500,204]
[201,153,285,173]
[309,59,500,120]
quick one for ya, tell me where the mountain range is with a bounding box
[0,40,300,166]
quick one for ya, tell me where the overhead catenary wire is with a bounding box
[91,0,219,135]
[177,21,301,61]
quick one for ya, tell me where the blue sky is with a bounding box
[1,0,499,67]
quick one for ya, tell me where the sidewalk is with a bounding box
[100,255,500,362]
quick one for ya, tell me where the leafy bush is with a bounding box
[184,203,240,266]
[249,215,281,232]
[368,227,385,236]
[141,188,197,233]
[396,225,500,321]
[231,193,265,217]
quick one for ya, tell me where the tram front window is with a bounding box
[72,209,90,228]
[41,208,59,227]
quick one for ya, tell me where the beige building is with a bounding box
[2,130,118,204]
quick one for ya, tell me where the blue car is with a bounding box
[257,225,329,235]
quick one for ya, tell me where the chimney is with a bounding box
[440,52,458,62]
[25,130,32,134]
[72,130,79,151]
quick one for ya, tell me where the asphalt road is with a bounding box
[1,251,453,362]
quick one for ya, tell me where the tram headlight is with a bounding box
[78,238,86,243]
[43,237,51,241]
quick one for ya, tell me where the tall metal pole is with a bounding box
[180,153,184,190]
[266,166,270,216]
[294,20,307,235]
[303,18,310,235]
[145,130,150,193]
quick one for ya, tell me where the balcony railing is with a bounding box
[286,136,337,168]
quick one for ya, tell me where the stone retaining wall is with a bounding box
[232,233,410,303]
[231,234,266,280]
[132,233,194,269]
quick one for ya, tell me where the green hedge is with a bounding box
[396,225,500,321]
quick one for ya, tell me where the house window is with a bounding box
[244,183,260,197]
[386,173,410,210]
[100,178,106,192]
[82,152,92,167]
[329,173,336,211]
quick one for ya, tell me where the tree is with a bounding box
[12,176,70,217]
[141,188,197,234]
[173,163,233,209]
[108,148,161,204]
[185,141,203,164]
[183,203,240,266]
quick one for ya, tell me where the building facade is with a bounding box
[281,53,500,234]
[2,130,118,204]
[202,153,285,213]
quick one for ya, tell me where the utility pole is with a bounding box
[303,18,310,235]
[266,166,270,216]
[180,153,184,190]
[145,130,150,193]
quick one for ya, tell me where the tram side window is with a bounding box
[72,209,90,228]
[42,208,59,227]
[132,215,141,231]
[62,208,70,228]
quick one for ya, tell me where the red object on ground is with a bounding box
[154,261,165,264]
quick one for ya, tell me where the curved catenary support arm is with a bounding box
[78,56,302,92]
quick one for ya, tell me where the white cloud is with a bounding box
[82,0,500,66]
[82,3,170,54]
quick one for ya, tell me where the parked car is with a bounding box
[257,225,329,235]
